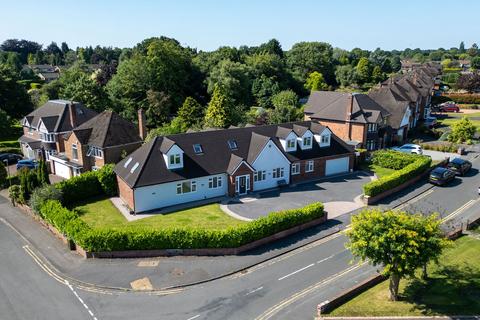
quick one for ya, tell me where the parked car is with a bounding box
[424,116,437,128]
[429,167,456,186]
[0,153,23,165]
[447,158,472,176]
[439,102,460,113]
[392,144,423,155]
[16,159,39,170]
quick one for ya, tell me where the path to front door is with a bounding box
[236,175,250,195]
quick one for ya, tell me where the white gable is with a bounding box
[315,127,332,148]
[298,129,314,150]
[163,144,184,170]
[400,107,411,128]
[280,131,298,152]
[38,119,49,133]
[252,139,291,191]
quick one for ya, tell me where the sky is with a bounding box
[1,0,479,51]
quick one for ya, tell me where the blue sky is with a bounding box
[1,0,478,51]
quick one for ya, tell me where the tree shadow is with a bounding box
[401,264,480,315]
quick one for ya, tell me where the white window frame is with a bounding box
[176,181,197,195]
[208,176,223,189]
[92,166,99,171]
[272,167,284,179]
[40,133,56,142]
[305,160,314,173]
[321,135,330,144]
[227,140,238,150]
[253,170,266,182]
[193,144,203,154]
[366,140,376,151]
[45,149,57,161]
[303,136,312,147]
[71,143,78,161]
[291,163,300,175]
[87,146,103,159]
[368,123,377,133]
[287,139,296,149]
[169,154,181,165]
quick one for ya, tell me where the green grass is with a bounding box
[437,117,480,132]
[361,163,397,178]
[75,197,246,230]
[327,235,480,316]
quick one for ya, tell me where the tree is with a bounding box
[0,109,11,138]
[204,84,231,128]
[144,90,172,127]
[448,117,476,143]
[355,57,371,83]
[0,65,33,118]
[335,65,356,87]
[456,72,480,93]
[471,57,480,70]
[459,41,466,53]
[268,90,300,124]
[36,160,50,186]
[60,73,110,112]
[251,75,281,108]
[304,71,328,91]
[346,209,448,301]
[1,39,42,63]
[207,59,251,106]
[177,97,204,131]
[371,65,385,83]
[467,43,478,57]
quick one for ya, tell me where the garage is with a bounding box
[325,157,350,176]
[53,161,72,179]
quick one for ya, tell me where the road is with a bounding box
[1,155,479,320]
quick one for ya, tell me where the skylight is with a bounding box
[130,162,139,173]
[193,144,203,154]
[227,140,238,150]
[124,157,133,168]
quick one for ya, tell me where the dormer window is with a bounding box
[169,154,181,165]
[303,136,312,148]
[287,139,296,149]
[321,135,330,144]
[193,144,203,154]
[228,140,238,150]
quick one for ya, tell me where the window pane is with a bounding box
[182,182,191,193]
[176,184,182,194]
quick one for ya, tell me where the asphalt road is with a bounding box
[1,155,480,320]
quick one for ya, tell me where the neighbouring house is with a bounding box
[27,64,60,83]
[303,91,390,151]
[368,87,412,145]
[50,110,144,179]
[19,100,97,162]
[114,121,355,213]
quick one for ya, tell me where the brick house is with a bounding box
[50,110,144,179]
[304,91,390,151]
[114,121,354,213]
[19,100,97,162]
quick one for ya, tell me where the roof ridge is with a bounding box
[132,137,157,188]
[100,111,114,147]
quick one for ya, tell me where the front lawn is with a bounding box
[361,163,397,178]
[76,197,246,230]
[326,235,480,316]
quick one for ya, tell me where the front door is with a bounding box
[236,175,249,195]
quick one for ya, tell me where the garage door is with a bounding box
[54,161,71,179]
[325,157,350,176]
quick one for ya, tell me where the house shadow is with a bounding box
[400,264,480,316]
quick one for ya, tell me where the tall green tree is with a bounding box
[459,41,465,53]
[144,90,172,127]
[467,43,478,57]
[60,73,111,112]
[251,75,280,108]
[355,57,371,83]
[371,65,385,83]
[346,209,448,301]
[304,71,328,91]
[177,97,204,130]
[36,160,50,186]
[204,84,231,128]
[268,90,300,124]
[0,65,33,118]
[471,56,480,70]
[335,65,356,87]
[207,59,251,106]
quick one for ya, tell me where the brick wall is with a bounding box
[307,119,366,147]
[64,133,86,169]
[291,154,355,184]
[228,163,254,196]
[117,176,134,210]
[23,127,41,140]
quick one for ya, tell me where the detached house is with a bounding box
[19,100,97,161]
[50,110,143,179]
[115,121,354,213]
[304,91,390,150]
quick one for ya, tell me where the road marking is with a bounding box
[316,253,336,264]
[278,263,315,281]
[245,286,263,296]
[395,189,434,210]
[186,315,200,320]
[256,262,367,320]
[442,199,478,222]
[65,280,99,320]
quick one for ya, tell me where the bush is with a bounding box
[420,142,458,153]
[78,202,325,251]
[8,185,21,203]
[56,171,103,205]
[29,184,62,214]
[96,164,118,197]
[443,94,480,104]
[0,141,20,148]
[18,168,40,204]
[448,117,476,143]
[371,150,419,170]
[0,161,7,188]
[0,147,22,154]
[364,156,432,197]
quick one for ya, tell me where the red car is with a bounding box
[439,103,459,113]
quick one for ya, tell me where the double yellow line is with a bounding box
[442,198,478,222]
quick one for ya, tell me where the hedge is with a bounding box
[38,199,325,252]
[0,141,20,148]
[420,142,458,153]
[370,150,419,170]
[443,94,480,104]
[0,147,22,154]
[364,155,432,197]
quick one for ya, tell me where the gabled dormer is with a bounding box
[161,138,184,170]
[276,127,298,152]
[314,127,332,148]
[298,129,314,150]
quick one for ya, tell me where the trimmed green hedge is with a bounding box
[443,94,480,104]
[371,150,419,170]
[39,200,325,252]
[0,147,22,154]
[55,164,117,205]
[364,155,432,197]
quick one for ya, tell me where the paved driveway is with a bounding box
[224,172,371,220]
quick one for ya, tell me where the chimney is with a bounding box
[69,101,77,128]
[138,108,147,140]
[346,93,354,141]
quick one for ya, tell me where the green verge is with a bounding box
[326,235,480,316]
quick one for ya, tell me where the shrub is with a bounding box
[371,150,418,170]
[448,117,476,143]
[18,168,40,203]
[56,171,103,205]
[420,142,458,153]
[29,184,62,214]
[0,141,20,148]
[0,161,7,188]
[8,185,21,203]
[96,164,118,197]
[364,156,431,197]
[36,160,50,186]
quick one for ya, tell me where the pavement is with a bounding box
[422,149,462,161]
[225,172,370,220]
[1,152,480,319]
